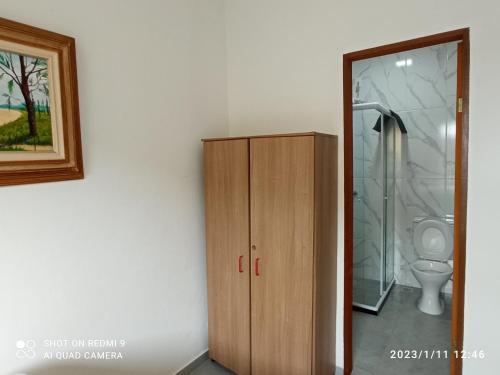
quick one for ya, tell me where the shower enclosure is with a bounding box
[352,102,397,313]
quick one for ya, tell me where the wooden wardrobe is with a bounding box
[202,132,337,375]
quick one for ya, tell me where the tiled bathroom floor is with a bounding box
[186,285,451,375]
[353,285,452,375]
[353,277,385,308]
[186,358,233,374]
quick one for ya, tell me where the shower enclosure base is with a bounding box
[353,278,395,315]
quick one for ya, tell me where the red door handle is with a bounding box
[238,255,244,273]
[255,257,260,276]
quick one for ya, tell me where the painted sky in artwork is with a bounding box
[0,50,50,107]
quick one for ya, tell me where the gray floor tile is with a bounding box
[187,359,234,375]
[352,366,375,375]
[353,285,451,375]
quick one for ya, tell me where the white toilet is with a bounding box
[410,217,453,315]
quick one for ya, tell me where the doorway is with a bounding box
[343,29,469,375]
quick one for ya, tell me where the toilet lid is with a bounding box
[413,218,453,261]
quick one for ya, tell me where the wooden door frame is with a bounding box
[343,28,470,375]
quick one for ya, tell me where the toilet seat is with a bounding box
[413,218,453,262]
[411,259,452,276]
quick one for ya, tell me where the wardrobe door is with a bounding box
[204,139,251,375]
[250,136,315,375]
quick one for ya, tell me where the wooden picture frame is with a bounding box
[0,17,83,186]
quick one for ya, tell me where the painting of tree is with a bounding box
[0,17,84,185]
[0,49,52,152]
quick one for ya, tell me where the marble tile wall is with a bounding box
[352,42,457,293]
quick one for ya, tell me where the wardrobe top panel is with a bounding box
[202,132,336,142]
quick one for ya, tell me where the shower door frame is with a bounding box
[343,28,470,375]
[351,106,396,313]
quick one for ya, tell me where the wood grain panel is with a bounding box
[250,136,314,375]
[312,135,338,374]
[202,132,336,142]
[343,51,354,375]
[451,36,469,375]
[203,139,250,375]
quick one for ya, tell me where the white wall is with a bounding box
[0,1,227,374]
[225,0,500,373]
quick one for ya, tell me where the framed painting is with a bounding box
[0,17,83,186]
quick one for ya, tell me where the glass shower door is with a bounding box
[352,108,383,309]
[352,105,396,313]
